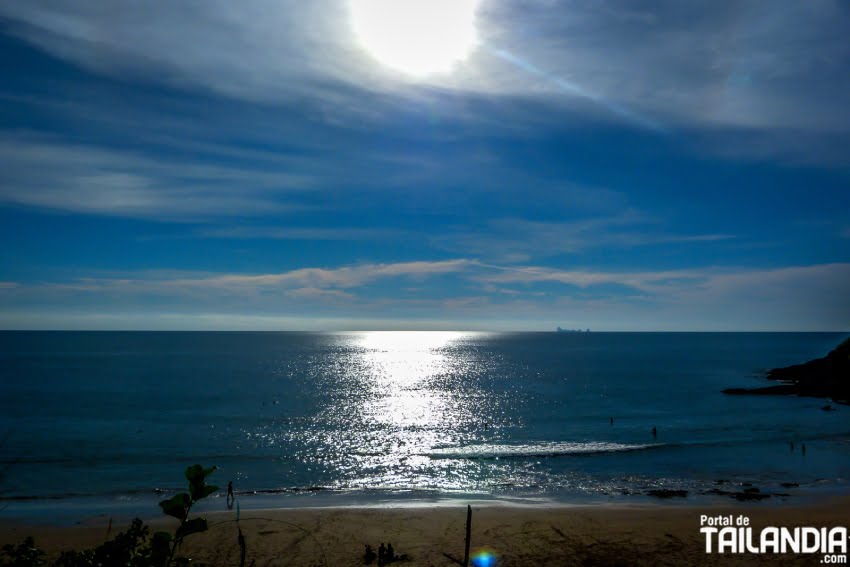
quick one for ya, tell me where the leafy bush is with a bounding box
[1,537,46,567]
[5,464,219,567]
[54,519,160,567]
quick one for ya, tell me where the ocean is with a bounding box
[1,331,848,520]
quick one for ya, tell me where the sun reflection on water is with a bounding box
[241,331,531,494]
[327,331,500,490]
[355,331,466,427]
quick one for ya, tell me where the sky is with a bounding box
[0,0,848,331]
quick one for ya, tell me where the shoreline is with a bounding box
[3,481,846,526]
[2,497,848,566]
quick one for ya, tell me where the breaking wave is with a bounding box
[424,441,662,460]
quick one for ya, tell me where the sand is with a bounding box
[2,498,849,566]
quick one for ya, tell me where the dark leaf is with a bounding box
[150,531,172,565]
[191,483,218,502]
[176,517,208,540]
[185,464,204,485]
[158,492,190,519]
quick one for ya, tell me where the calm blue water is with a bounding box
[1,331,848,518]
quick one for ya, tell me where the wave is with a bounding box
[423,441,662,460]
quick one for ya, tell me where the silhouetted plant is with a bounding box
[6,464,219,567]
[156,464,218,566]
[1,537,46,567]
[55,519,156,567]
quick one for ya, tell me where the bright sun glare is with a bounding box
[350,0,481,76]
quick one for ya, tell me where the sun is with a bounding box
[349,0,481,77]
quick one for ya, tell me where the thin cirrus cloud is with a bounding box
[196,226,405,241]
[432,216,736,262]
[6,260,478,297]
[474,262,850,329]
[2,260,848,330]
[0,135,315,219]
[1,1,848,142]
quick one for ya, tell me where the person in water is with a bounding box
[651,426,657,438]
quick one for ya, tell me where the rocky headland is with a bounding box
[723,337,849,405]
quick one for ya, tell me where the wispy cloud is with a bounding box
[433,215,735,262]
[475,264,709,294]
[2,260,847,330]
[197,226,403,241]
[0,135,314,219]
[164,259,476,291]
[2,260,477,297]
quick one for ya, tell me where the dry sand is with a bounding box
[2,498,849,566]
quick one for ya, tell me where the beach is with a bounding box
[3,498,848,566]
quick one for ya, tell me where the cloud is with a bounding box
[2,0,848,142]
[2,260,847,330]
[3,259,477,297]
[284,287,355,300]
[0,135,314,219]
[197,226,403,241]
[475,262,850,330]
[475,264,708,293]
[174,259,474,290]
[433,215,736,261]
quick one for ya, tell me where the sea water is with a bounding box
[1,331,848,519]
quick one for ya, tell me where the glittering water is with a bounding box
[1,331,848,516]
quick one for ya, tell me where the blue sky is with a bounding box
[0,0,848,330]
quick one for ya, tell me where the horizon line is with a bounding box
[1,329,848,334]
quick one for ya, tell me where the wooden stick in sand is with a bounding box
[464,504,472,567]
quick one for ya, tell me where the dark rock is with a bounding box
[743,487,760,493]
[647,489,688,499]
[732,492,771,501]
[780,482,799,488]
[702,488,733,496]
[723,338,850,405]
[722,385,798,396]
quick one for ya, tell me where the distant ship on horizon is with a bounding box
[556,327,590,333]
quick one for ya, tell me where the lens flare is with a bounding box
[472,549,497,567]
